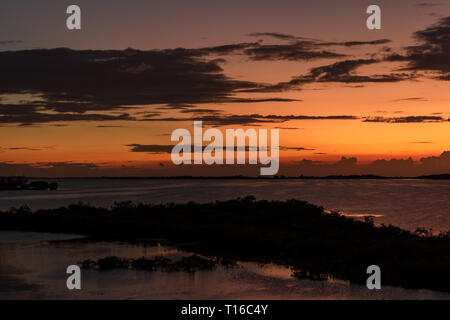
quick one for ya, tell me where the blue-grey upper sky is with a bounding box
[1,0,447,51]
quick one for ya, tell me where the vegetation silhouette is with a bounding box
[78,255,217,272]
[0,177,58,190]
[1,196,449,292]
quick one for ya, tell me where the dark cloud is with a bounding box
[155,104,223,115]
[392,97,428,102]
[179,108,223,114]
[384,53,411,62]
[0,108,357,127]
[126,144,313,154]
[308,58,375,78]
[3,97,446,127]
[246,58,409,92]
[195,42,260,55]
[2,19,448,127]
[240,81,304,93]
[279,146,314,151]
[262,114,358,121]
[243,33,392,66]
[0,103,135,125]
[243,42,345,61]
[37,101,131,114]
[247,32,319,42]
[334,156,358,167]
[7,147,41,151]
[247,32,391,48]
[126,144,259,154]
[305,59,408,83]
[297,156,359,175]
[296,151,450,176]
[139,112,163,118]
[0,47,294,125]
[363,116,447,123]
[96,125,125,128]
[126,144,175,154]
[420,151,450,168]
[273,127,302,130]
[180,39,352,65]
[319,39,391,47]
[369,158,416,176]
[157,104,198,111]
[395,17,450,79]
[141,113,358,127]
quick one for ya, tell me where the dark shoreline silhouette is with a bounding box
[4,174,450,180]
[1,197,449,292]
[78,255,220,273]
[0,177,58,190]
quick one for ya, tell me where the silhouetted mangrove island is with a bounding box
[0,197,449,292]
[0,177,58,190]
[78,255,221,272]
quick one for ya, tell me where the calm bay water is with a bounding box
[1,231,448,300]
[1,180,449,299]
[0,178,449,231]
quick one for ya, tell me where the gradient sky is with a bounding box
[0,0,449,176]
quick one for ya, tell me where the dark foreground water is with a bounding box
[0,179,449,231]
[1,231,449,300]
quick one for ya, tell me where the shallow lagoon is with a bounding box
[1,231,449,300]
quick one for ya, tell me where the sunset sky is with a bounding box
[0,0,449,176]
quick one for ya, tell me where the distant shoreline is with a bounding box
[8,174,450,180]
